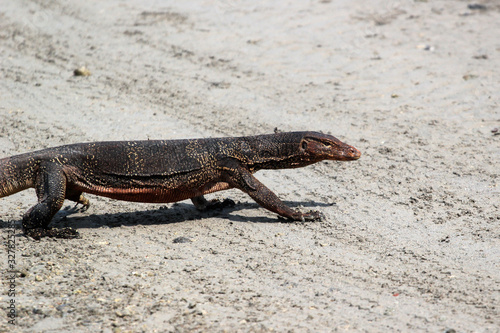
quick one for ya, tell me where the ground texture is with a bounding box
[0,1,499,332]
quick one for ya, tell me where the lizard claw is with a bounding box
[302,210,324,222]
[73,201,90,212]
[290,210,324,222]
[192,195,235,211]
[196,198,235,211]
[65,200,90,213]
[215,198,236,209]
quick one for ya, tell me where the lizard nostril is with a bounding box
[349,147,361,158]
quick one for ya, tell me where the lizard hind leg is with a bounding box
[23,163,79,240]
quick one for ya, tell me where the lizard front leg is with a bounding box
[23,163,79,239]
[223,163,322,222]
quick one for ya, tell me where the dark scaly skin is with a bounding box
[0,132,361,239]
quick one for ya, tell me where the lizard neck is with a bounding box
[236,132,320,171]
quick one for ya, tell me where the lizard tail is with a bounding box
[0,154,36,198]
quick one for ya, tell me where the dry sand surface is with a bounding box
[1,0,499,332]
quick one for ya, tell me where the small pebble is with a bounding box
[467,4,487,11]
[417,44,435,51]
[462,74,478,81]
[73,66,91,76]
[173,236,192,244]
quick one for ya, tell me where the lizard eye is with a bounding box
[301,141,308,150]
[323,141,334,148]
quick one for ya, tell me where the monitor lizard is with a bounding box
[0,131,361,239]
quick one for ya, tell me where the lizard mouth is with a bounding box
[349,147,362,159]
[338,146,361,160]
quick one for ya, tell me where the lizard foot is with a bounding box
[290,210,324,222]
[73,201,90,212]
[63,201,90,214]
[24,227,80,240]
[193,197,236,211]
[204,198,236,210]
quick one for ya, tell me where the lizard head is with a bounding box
[299,132,361,161]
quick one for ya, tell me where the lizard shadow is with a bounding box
[48,199,331,230]
[0,199,331,232]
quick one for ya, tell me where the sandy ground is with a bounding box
[1,0,499,332]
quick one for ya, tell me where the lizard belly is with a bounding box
[63,163,232,203]
[69,180,231,203]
